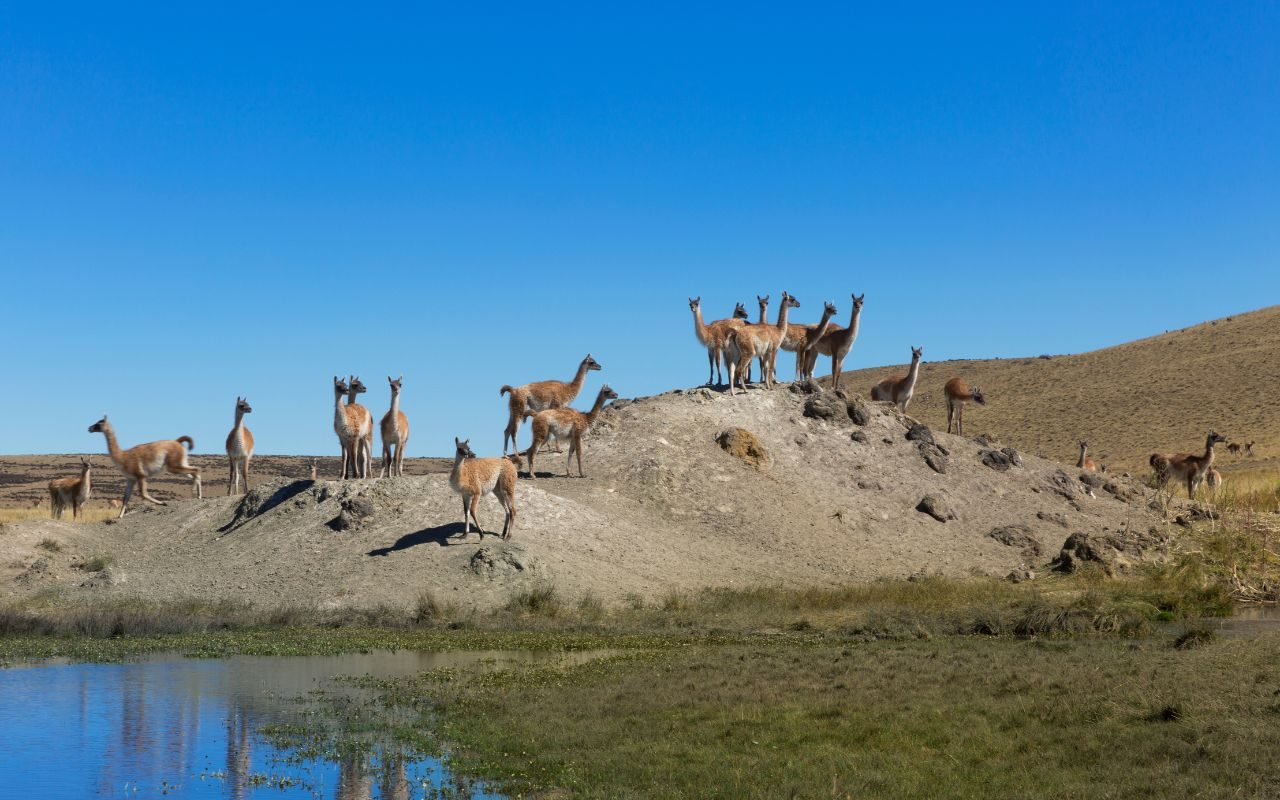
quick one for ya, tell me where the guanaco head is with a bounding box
[583,354,602,372]
[732,302,749,320]
[971,387,987,405]
[88,415,109,434]
[822,301,838,318]
[236,396,253,415]
[1079,440,1089,451]
[688,296,701,312]
[388,375,403,395]
[333,376,349,396]
[781,291,801,310]
[757,294,770,311]
[1207,430,1227,448]
[910,346,923,361]
[454,437,476,460]
[80,457,92,473]
[852,292,865,310]
[348,375,368,398]
[599,384,620,402]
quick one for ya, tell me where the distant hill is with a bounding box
[831,305,1280,472]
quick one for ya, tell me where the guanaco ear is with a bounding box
[398,374,403,383]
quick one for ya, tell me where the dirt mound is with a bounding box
[0,385,1174,612]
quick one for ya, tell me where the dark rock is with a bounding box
[1000,447,1022,467]
[716,428,769,470]
[845,397,871,426]
[469,545,541,579]
[988,524,1043,558]
[857,479,884,491]
[882,437,893,444]
[1006,567,1036,583]
[905,423,935,445]
[1051,528,1172,575]
[1102,481,1136,503]
[918,442,948,474]
[980,449,1013,471]
[789,380,822,395]
[1047,470,1078,498]
[1079,472,1106,489]
[1037,511,1069,528]
[916,495,956,522]
[803,392,848,422]
[974,434,998,447]
[329,496,376,531]
[851,430,869,444]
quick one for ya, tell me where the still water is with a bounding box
[0,649,576,799]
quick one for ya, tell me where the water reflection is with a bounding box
[0,649,577,798]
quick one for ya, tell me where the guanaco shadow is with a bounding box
[367,522,490,556]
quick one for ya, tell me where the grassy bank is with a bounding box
[372,634,1280,799]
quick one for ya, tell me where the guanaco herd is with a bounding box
[40,294,1262,532]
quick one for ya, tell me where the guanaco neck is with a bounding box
[1077,444,1088,468]
[839,302,863,348]
[451,449,470,477]
[334,387,347,429]
[1202,435,1219,465]
[389,389,401,420]
[233,405,246,433]
[775,301,794,341]
[904,355,922,391]
[757,299,769,324]
[585,391,610,425]
[98,425,123,465]
[691,305,709,345]
[569,359,591,395]
[811,308,836,342]
[80,465,92,495]
[346,386,360,405]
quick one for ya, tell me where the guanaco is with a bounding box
[726,292,800,395]
[1205,468,1222,499]
[49,457,92,519]
[524,385,619,479]
[1246,441,1256,458]
[500,354,602,454]
[380,375,411,478]
[792,301,839,383]
[225,396,254,495]
[1227,443,1242,456]
[333,377,365,480]
[804,293,865,388]
[688,299,751,387]
[449,438,520,540]
[1077,440,1099,472]
[1151,431,1228,499]
[944,377,986,436]
[344,376,374,478]
[309,459,318,480]
[870,347,924,413]
[88,415,202,517]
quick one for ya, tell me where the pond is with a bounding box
[0,648,586,799]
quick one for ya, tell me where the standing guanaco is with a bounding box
[793,302,839,383]
[449,438,520,540]
[225,397,254,495]
[1205,468,1222,499]
[524,385,619,479]
[49,457,92,519]
[944,377,986,436]
[688,299,750,387]
[88,415,202,517]
[333,377,363,480]
[1077,441,1099,472]
[726,292,800,395]
[346,376,374,478]
[870,347,924,413]
[309,459,318,481]
[380,375,410,478]
[804,293,865,388]
[1151,431,1228,499]
[1246,441,1256,458]
[500,354,602,454]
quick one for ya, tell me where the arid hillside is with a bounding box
[832,305,1280,473]
[0,384,1168,612]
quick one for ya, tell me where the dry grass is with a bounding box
[0,507,116,524]
[832,305,1280,472]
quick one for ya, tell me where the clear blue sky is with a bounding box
[2,3,1276,456]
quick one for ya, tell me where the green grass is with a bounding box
[352,633,1280,799]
